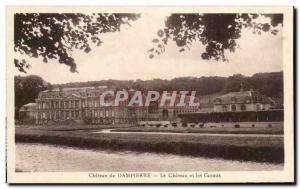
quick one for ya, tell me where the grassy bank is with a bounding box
[16,124,132,131]
[15,127,284,164]
[113,126,283,134]
[113,121,283,134]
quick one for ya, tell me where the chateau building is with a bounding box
[148,93,200,120]
[35,86,148,125]
[34,86,200,124]
[19,103,37,120]
[30,86,278,125]
[213,90,275,112]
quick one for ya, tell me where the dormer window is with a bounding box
[245,96,251,103]
[231,97,237,102]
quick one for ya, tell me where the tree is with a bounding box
[14,75,48,119]
[50,71,283,98]
[14,13,140,73]
[222,74,248,93]
[148,14,283,61]
[14,13,283,73]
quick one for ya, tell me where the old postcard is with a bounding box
[6,6,294,183]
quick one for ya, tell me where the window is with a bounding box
[256,104,261,111]
[231,105,236,111]
[222,105,227,112]
[241,104,246,111]
[112,110,115,117]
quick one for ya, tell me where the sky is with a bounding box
[15,13,283,84]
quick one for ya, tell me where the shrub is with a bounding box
[268,124,272,128]
[19,118,36,125]
[252,124,255,128]
[182,122,187,127]
[234,124,240,128]
[83,117,92,124]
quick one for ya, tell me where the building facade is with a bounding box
[19,103,37,120]
[34,87,200,124]
[148,94,200,120]
[35,86,148,125]
[213,90,275,112]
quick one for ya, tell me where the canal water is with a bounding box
[16,143,283,172]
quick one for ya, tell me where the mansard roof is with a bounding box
[38,86,110,99]
[214,90,275,105]
[19,103,36,111]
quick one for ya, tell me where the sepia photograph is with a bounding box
[6,6,294,183]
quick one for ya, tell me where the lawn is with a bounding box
[15,123,132,131]
[114,121,283,134]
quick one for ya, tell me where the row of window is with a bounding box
[38,101,80,110]
[222,104,246,112]
[221,104,264,112]
[175,108,199,113]
[37,100,126,110]
[37,100,196,110]
[216,96,265,104]
[38,111,80,119]
[36,109,141,120]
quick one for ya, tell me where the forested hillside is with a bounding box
[52,71,283,98]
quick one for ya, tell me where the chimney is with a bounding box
[240,82,244,92]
